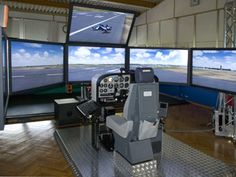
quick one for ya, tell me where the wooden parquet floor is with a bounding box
[0,103,235,176]
[165,103,236,168]
[0,121,74,176]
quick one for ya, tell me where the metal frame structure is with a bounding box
[224,0,236,47]
[213,0,236,142]
[214,93,236,141]
[0,27,4,130]
[2,32,9,116]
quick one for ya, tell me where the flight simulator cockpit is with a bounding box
[1,2,236,177]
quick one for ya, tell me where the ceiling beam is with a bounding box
[102,0,157,8]
[7,0,157,9]
[6,0,69,9]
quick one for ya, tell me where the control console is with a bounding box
[91,73,131,103]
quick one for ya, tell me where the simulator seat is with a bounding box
[106,67,162,164]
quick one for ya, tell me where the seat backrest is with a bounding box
[137,83,159,122]
[123,83,159,122]
[123,67,159,122]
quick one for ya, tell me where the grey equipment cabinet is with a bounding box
[54,98,82,127]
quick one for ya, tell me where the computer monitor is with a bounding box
[129,48,189,84]
[191,48,236,94]
[68,46,125,82]
[68,5,135,45]
[11,40,64,93]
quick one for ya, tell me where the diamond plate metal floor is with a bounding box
[55,126,236,177]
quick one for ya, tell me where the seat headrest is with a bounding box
[135,67,155,83]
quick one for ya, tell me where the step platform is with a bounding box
[55,126,236,177]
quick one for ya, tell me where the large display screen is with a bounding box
[68,46,125,81]
[69,6,134,44]
[192,49,236,93]
[130,48,189,83]
[11,41,64,92]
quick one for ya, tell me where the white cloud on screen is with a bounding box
[69,47,124,64]
[24,43,42,48]
[19,49,25,53]
[114,48,124,53]
[103,48,113,54]
[130,49,188,66]
[193,50,236,70]
[12,49,63,67]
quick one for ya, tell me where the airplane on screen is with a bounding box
[92,24,112,33]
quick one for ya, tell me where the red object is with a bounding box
[226,95,234,107]
[66,84,73,93]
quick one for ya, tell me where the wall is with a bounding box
[129,0,227,48]
[6,11,67,43]
[160,84,218,108]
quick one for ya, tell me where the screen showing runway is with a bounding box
[69,6,134,44]
[192,49,236,93]
[130,48,189,83]
[11,41,64,92]
[68,46,125,81]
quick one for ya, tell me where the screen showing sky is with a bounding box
[68,46,125,81]
[192,50,236,93]
[69,6,134,44]
[130,48,188,83]
[11,41,64,92]
[193,50,236,70]
[11,41,63,67]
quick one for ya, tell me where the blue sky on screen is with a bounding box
[69,46,125,64]
[193,50,236,71]
[11,41,63,67]
[130,49,188,66]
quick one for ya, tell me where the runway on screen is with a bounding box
[12,66,188,92]
[70,12,125,43]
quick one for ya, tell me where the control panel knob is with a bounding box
[108,84,113,89]
[125,76,129,82]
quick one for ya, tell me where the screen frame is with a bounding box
[66,3,137,47]
[129,47,191,86]
[9,38,66,95]
[67,43,127,84]
[190,47,236,95]
[1,30,9,116]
